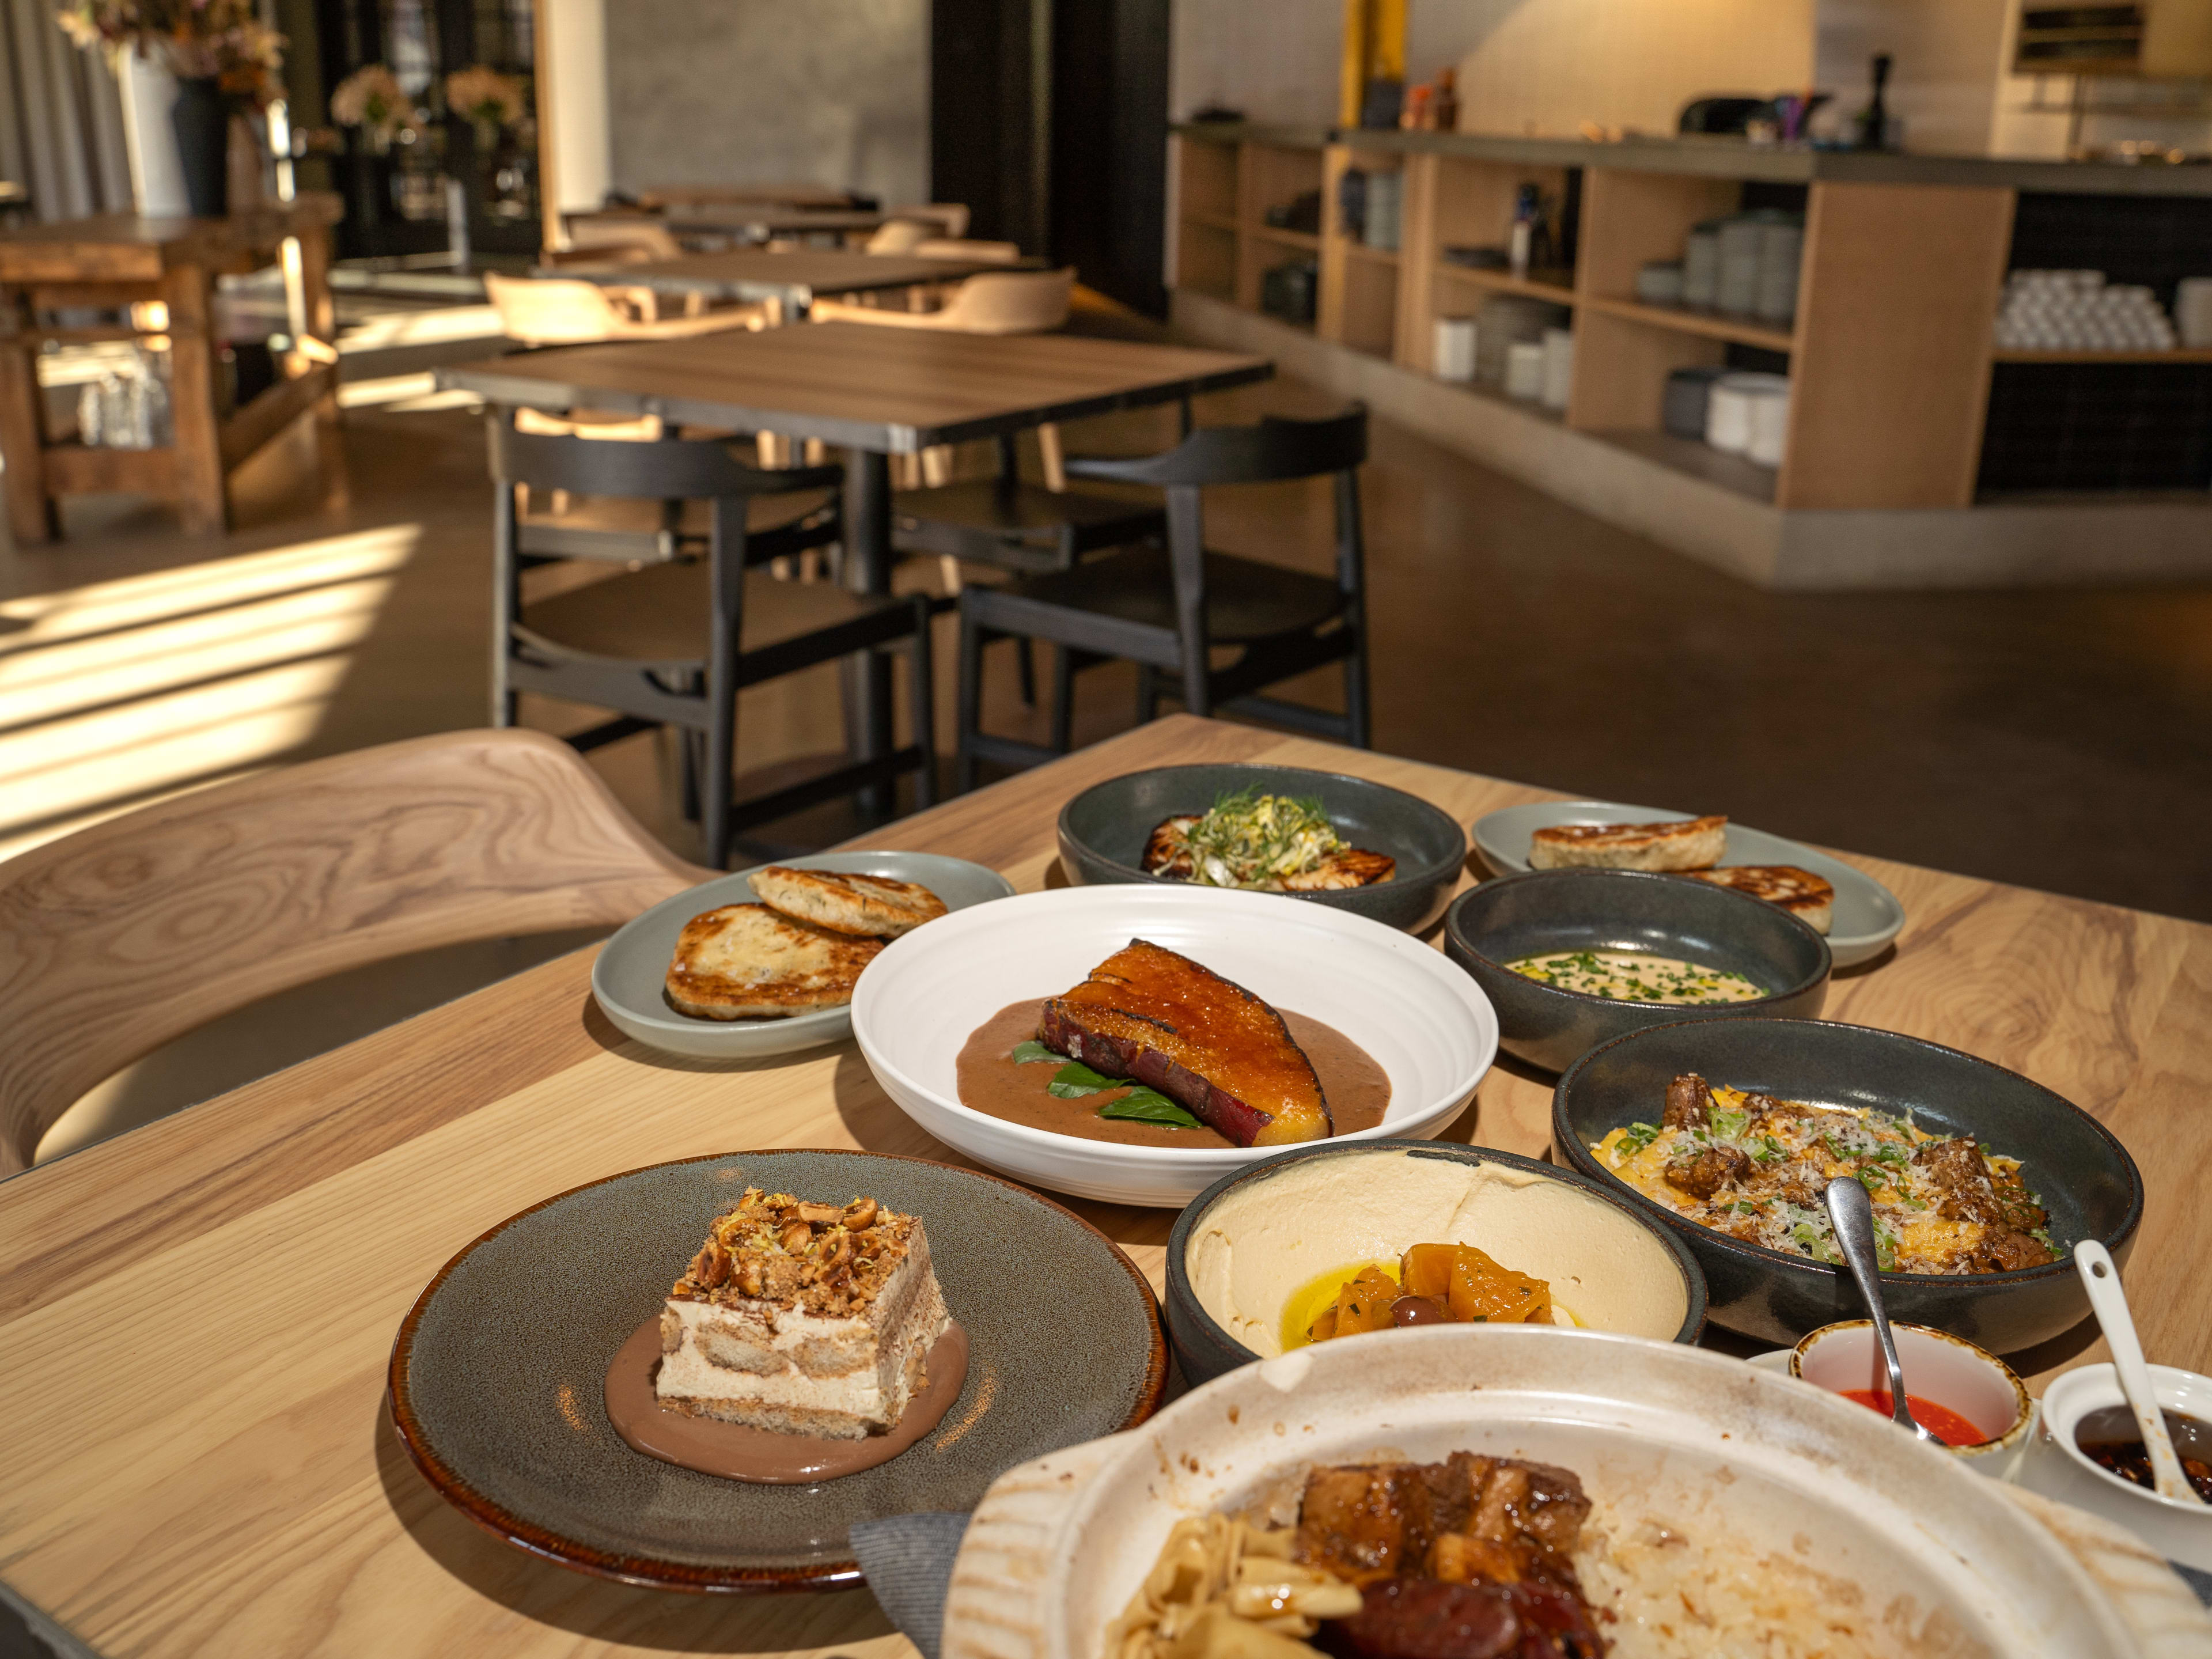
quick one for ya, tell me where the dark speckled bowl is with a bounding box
[387,1149,1166,1592]
[1554,1018,2144,1353]
[1056,763,1468,933]
[1444,869,1831,1073]
[1164,1140,1707,1387]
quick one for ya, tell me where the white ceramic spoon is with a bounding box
[2075,1238,2205,1506]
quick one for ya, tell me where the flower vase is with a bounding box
[170,77,229,218]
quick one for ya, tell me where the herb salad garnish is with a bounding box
[1177,787,1349,891]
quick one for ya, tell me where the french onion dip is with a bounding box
[1507,949,1763,1005]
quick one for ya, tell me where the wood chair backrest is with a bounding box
[484,271,630,345]
[897,203,971,238]
[566,218,683,261]
[0,729,710,1173]
[866,219,932,255]
[912,238,1021,264]
[934,267,1074,334]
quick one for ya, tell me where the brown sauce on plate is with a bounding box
[954,998,1391,1149]
[603,1319,968,1483]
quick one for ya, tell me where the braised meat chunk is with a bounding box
[1662,1144,1751,1200]
[1661,1073,1711,1130]
[1912,1137,2054,1267]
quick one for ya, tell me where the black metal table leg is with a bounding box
[843,446,896,817]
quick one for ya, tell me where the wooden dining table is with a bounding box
[546,249,1041,316]
[436,328,1270,799]
[3,713,2207,1657]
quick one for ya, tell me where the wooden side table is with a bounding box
[0,194,342,543]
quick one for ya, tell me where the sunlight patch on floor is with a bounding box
[0,525,418,864]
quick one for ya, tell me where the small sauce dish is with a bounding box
[2016,1362,2212,1571]
[1791,1320,2034,1476]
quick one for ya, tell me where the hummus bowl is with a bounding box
[1165,1140,1706,1384]
[942,1325,2164,1659]
[850,885,1497,1206]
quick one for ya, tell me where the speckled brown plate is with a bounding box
[387,1149,1166,1592]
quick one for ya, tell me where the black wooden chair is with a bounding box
[488,417,933,866]
[953,406,1370,790]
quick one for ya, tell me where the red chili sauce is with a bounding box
[1837,1389,1992,1448]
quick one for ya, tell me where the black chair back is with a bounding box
[1070,406,1368,488]
[487,419,843,501]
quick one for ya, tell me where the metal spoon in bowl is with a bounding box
[2075,1238,2206,1506]
[1824,1175,1936,1444]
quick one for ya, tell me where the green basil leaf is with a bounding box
[1009,1040,1057,1065]
[1097,1088,1204,1128]
[1047,1061,1122,1099]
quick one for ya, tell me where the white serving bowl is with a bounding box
[849,884,1497,1206]
[2017,1362,2212,1571]
[943,1325,2145,1659]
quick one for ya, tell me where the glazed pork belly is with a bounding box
[1039,939,1333,1146]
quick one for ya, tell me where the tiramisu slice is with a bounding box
[656,1187,952,1439]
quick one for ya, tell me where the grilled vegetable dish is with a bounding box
[1144,790,1395,892]
[1592,1073,2055,1274]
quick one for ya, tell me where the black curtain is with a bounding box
[932,0,1168,317]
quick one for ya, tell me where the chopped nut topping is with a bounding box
[669,1186,916,1316]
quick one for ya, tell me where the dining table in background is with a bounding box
[661,206,892,246]
[435,327,1270,805]
[543,248,1044,319]
[2,713,2207,1658]
[638,184,864,212]
[0,197,343,544]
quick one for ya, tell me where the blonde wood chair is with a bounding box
[484,272,765,347]
[563,217,684,262]
[0,729,710,1174]
[897,203,971,238]
[911,238,1020,264]
[864,219,932,256]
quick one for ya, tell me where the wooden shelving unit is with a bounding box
[1174,127,2038,513]
[1578,296,1796,354]
[1172,123,2211,585]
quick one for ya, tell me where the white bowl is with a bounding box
[1792,1319,2035,1478]
[849,884,1497,1206]
[2017,1362,2212,1571]
[944,1325,2143,1659]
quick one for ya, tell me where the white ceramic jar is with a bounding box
[1791,1319,2035,1479]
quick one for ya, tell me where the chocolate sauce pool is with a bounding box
[604,1319,969,1483]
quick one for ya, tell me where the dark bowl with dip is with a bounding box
[1554,1017,2145,1353]
[1056,763,1468,934]
[1164,1139,1707,1387]
[1444,869,1831,1073]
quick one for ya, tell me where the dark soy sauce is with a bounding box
[2074,1404,2212,1503]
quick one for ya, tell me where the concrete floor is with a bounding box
[5,350,2211,1162]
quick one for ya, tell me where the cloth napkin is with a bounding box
[851,1512,972,1659]
[849,1510,2212,1659]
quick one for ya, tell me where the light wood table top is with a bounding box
[549,249,1041,308]
[4,714,2208,1658]
[437,325,1271,450]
